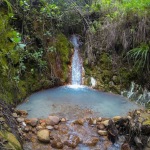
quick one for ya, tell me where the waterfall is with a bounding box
[70,35,82,85]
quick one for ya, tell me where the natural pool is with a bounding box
[17,85,139,119]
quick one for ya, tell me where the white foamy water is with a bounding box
[70,35,82,85]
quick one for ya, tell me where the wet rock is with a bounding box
[107,119,118,143]
[37,129,50,143]
[61,118,66,122]
[98,130,108,136]
[12,113,18,118]
[65,134,80,148]
[89,118,96,125]
[97,123,105,130]
[97,117,102,122]
[54,125,59,130]
[147,138,150,148]
[113,116,122,122]
[73,119,84,125]
[51,136,63,149]
[46,125,54,130]
[84,137,99,146]
[46,116,60,126]
[25,118,38,127]
[102,120,109,126]
[121,142,131,150]
[36,125,43,131]
[23,126,30,133]
[16,110,28,116]
[17,117,24,123]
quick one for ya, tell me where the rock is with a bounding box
[89,118,97,125]
[54,125,59,130]
[36,125,43,131]
[97,117,102,122]
[136,110,141,115]
[25,118,38,127]
[46,125,54,130]
[98,130,108,136]
[65,134,80,148]
[121,142,131,150]
[23,126,30,133]
[46,116,60,126]
[113,116,122,122]
[107,119,118,143]
[51,136,63,149]
[12,113,18,118]
[17,117,24,123]
[127,116,132,120]
[93,119,97,125]
[22,122,26,127]
[16,110,28,116]
[0,117,5,122]
[147,138,150,148]
[102,120,109,126]
[73,119,84,125]
[90,77,97,88]
[61,118,66,122]
[84,137,99,146]
[97,123,105,130]
[37,129,50,143]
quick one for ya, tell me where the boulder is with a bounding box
[46,116,60,126]
[98,130,108,136]
[37,129,50,143]
[65,134,80,148]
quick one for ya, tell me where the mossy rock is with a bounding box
[0,131,22,150]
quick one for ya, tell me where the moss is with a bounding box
[55,33,71,81]
[0,131,22,150]
[101,70,113,83]
[100,53,112,70]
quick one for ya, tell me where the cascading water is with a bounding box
[70,35,82,85]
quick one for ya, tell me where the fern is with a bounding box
[127,43,150,72]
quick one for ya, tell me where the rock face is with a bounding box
[65,134,80,148]
[46,116,60,126]
[37,129,50,143]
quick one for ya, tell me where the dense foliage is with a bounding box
[0,0,150,103]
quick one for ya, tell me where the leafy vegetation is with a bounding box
[0,0,150,103]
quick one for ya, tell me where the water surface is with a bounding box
[17,85,139,119]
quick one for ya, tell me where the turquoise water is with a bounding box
[17,85,139,119]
